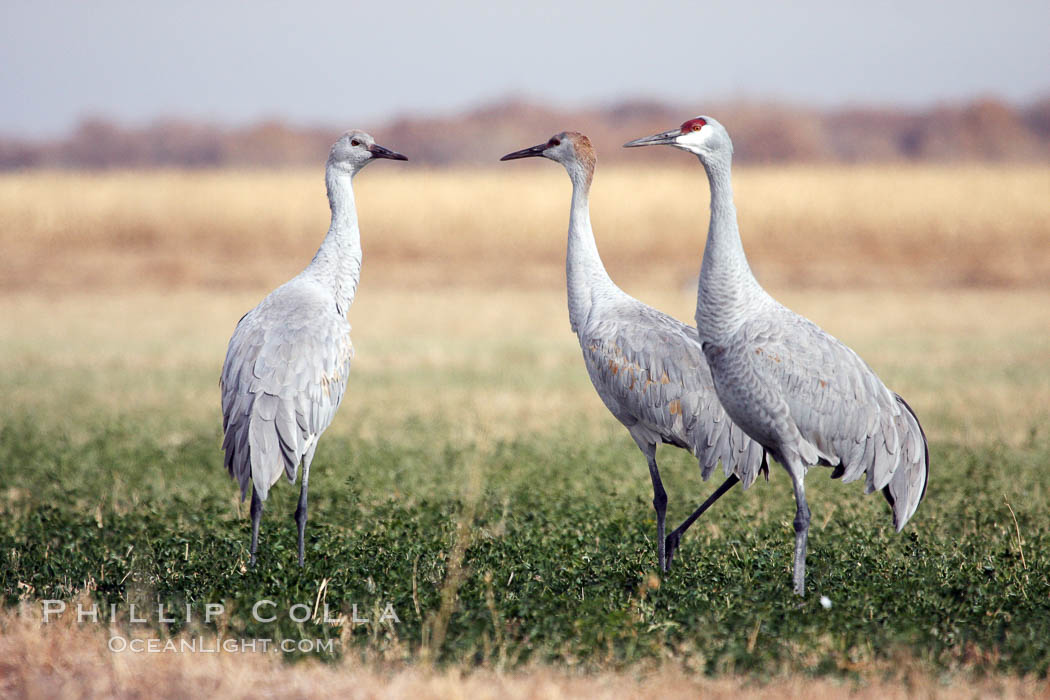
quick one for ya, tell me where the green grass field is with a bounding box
[2,167,1050,694]
[3,287,1049,680]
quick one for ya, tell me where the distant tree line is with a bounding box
[3,96,1048,169]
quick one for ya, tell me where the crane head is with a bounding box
[328,130,407,174]
[623,116,732,161]
[500,132,596,183]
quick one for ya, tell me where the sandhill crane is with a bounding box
[501,132,767,572]
[220,130,407,566]
[625,117,929,595]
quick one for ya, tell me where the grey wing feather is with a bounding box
[881,394,929,530]
[729,306,928,528]
[220,281,353,501]
[581,305,768,488]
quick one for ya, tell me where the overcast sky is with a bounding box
[3,0,1048,137]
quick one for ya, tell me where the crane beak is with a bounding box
[623,129,681,148]
[500,143,547,161]
[369,143,408,161]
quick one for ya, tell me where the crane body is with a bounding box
[625,117,929,595]
[220,130,406,566]
[502,133,766,571]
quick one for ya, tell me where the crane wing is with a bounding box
[581,307,768,488]
[220,284,353,500]
[718,306,928,528]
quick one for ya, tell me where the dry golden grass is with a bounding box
[1,287,1048,446]
[2,165,1048,293]
[3,610,1048,699]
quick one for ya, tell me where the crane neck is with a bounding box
[565,161,613,334]
[695,154,762,338]
[305,163,362,316]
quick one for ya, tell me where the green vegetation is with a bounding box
[2,164,1049,682]
[3,410,1048,676]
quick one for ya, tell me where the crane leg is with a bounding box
[249,485,263,566]
[294,446,316,567]
[785,461,811,596]
[664,475,739,570]
[643,446,669,573]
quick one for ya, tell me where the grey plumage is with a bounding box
[626,116,929,595]
[703,305,928,523]
[220,285,352,501]
[220,130,406,566]
[581,311,767,490]
[502,132,766,571]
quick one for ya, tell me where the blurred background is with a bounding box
[1,0,1048,443]
[3,0,1050,167]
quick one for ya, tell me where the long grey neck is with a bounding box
[304,163,362,316]
[695,154,762,339]
[565,163,614,334]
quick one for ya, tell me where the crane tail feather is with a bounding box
[881,394,929,531]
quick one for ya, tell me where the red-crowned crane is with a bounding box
[625,117,929,595]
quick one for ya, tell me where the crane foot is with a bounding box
[663,531,682,571]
